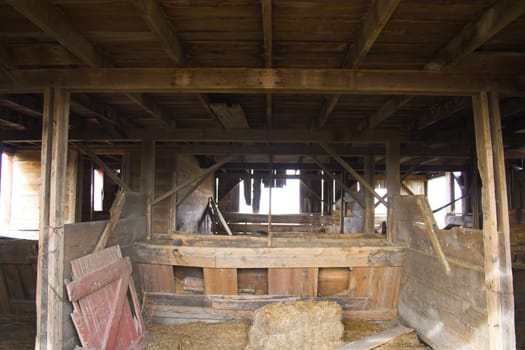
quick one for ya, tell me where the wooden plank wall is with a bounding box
[153,152,177,234]
[0,239,38,314]
[394,195,489,349]
[2,150,77,239]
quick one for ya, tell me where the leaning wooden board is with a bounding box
[66,246,146,350]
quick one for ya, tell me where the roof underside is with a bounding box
[0,0,524,174]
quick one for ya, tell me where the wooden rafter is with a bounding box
[417,96,471,130]
[6,0,106,67]
[7,0,175,127]
[130,0,185,66]
[0,95,43,118]
[358,95,413,130]
[72,94,124,127]
[426,0,525,71]
[129,0,232,129]
[316,0,400,128]
[1,68,516,95]
[209,103,249,128]
[125,93,176,127]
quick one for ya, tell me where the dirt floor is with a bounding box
[146,319,430,350]
[0,314,36,350]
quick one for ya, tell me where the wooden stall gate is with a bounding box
[66,246,146,350]
[61,192,147,349]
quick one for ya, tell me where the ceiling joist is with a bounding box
[7,0,175,128]
[359,95,413,130]
[316,0,400,128]
[426,0,525,71]
[130,0,185,66]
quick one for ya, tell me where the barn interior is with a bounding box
[0,0,524,349]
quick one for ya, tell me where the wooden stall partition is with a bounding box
[395,195,489,349]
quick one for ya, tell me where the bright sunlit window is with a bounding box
[93,169,104,212]
[239,169,300,214]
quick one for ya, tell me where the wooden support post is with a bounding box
[339,171,345,234]
[472,92,515,350]
[267,156,273,247]
[141,138,155,240]
[36,88,54,350]
[39,88,69,349]
[488,91,515,349]
[364,154,375,233]
[386,141,400,241]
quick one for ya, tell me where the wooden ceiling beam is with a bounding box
[7,0,175,127]
[0,95,43,118]
[7,0,107,68]
[1,68,516,95]
[130,0,185,66]
[417,96,471,130]
[342,0,400,68]
[0,111,34,130]
[316,0,400,128]
[426,0,525,71]
[125,93,176,127]
[358,95,413,130]
[209,103,249,128]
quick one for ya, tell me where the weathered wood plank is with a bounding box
[203,268,238,295]
[139,264,176,293]
[268,268,318,297]
[337,325,413,350]
[94,191,126,252]
[133,243,406,268]
[225,212,339,225]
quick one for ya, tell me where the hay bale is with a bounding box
[246,300,343,350]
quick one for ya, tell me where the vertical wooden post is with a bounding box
[45,88,70,349]
[470,154,481,229]
[141,138,155,240]
[364,154,375,233]
[339,170,345,233]
[488,92,516,349]
[36,87,53,350]
[472,92,515,350]
[267,156,273,247]
[65,150,78,224]
[386,141,400,241]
